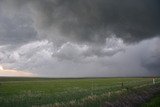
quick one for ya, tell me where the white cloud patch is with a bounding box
[55,42,89,61]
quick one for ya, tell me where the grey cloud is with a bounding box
[2,0,159,44]
[0,1,37,45]
[0,16,37,45]
[0,38,125,71]
[1,38,159,77]
[0,40,53,70]
[54,37,125,61]
[1,0,160,45]
[141,38,160,75]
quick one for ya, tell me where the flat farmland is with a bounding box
[0,77,159,107]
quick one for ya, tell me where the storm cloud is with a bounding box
[1,0,160,43]
[31,0,160,43]
[0,0,160,77]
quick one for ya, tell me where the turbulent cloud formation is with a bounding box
[0,0,160,77]
[1,0,160,44]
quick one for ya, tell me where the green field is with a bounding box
[0,77,159,107]
[141,94,160,107]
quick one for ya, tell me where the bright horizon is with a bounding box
[0,65,34,77]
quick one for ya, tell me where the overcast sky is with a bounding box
[0,0,160,77]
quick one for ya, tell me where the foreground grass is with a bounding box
[141,94,160,107]
[0,77,159,107]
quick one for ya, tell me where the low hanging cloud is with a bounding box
[54,36,125,61]
[140,38,160,75]
[0,37,160,77]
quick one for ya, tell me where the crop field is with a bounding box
[0,77,160,107]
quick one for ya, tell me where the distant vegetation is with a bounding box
[0,77,159,107]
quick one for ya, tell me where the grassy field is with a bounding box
[0,77,159,107]
[141,94,160,107]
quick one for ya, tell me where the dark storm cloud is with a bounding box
[1,0,160,44]
[7,0,159,44]
[58,0,160,43]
